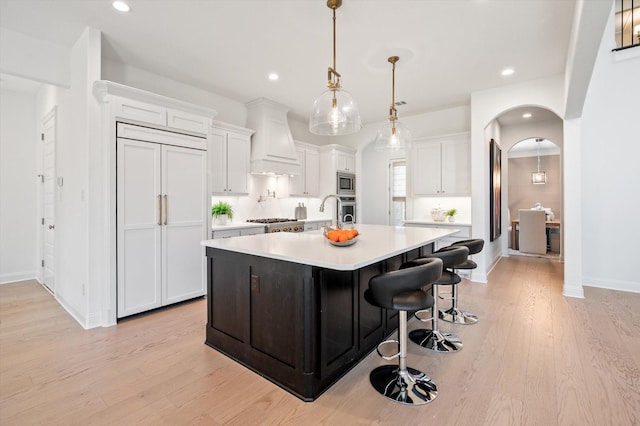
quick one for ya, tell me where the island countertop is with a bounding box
[201,223,457,271]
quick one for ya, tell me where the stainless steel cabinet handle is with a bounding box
[157,195,162,225]
[163,194,168,225]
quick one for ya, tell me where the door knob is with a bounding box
[48,224,55,230]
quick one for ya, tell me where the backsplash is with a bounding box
[408,197,472,223]
[211,175,333,223]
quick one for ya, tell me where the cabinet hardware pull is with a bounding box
[157,194,162,225]
[163,194,168,225]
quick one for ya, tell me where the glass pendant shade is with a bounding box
[309,88,361,136]
[374,121,412,152]
[531,171,547,184]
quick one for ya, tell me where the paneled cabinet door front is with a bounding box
[117,139,163,317]
[161,145,207,305]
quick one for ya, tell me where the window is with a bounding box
[615,0,640,50]
[390,160,406,226]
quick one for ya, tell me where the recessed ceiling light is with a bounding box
[501,68,515,76]
[112,1,130,12]
[522,113,532,118]
[268,73,279,81]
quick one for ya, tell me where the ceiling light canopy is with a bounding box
[309,0,361,136]
[374,56,412,152]
[112,1,130,12]
[531,138,547,184]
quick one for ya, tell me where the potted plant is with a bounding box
[212,201,233,225]
[446,208,458,222]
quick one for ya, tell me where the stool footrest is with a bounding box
[413,309,433,323]
[409,328,463,352]
[439,307,478,325]
[376,339,400,360]
[370,365,438,405]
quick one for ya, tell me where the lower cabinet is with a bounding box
[116,129,207,318]
[211,226,265,239]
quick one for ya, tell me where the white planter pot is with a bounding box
[447,216,455,222]
[215,214,228,225]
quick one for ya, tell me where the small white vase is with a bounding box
[216,214,228,225]
[447,216,455,222]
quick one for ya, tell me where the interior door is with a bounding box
[117,139,162,317]
[161,145,207,304]
[41,109,56,293]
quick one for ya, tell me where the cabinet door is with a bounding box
[289,147,307,196]
[412,143,441,195]
[226,132,250,194]
[305,149,320,196]
[336,151,355,172]
[162,145,207,305]
[441,138,470,195]
[209,127,227,194]
[117,139,162,318]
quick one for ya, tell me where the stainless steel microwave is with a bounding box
[337,172,355,196]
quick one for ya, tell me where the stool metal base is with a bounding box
[409,329,463,352]
[439,307,478,325]
[370,365,438,405]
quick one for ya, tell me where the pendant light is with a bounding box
[309,0,361,136]
[374,56,412,151]
[531,138,547,184]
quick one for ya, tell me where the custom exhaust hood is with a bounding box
[245,98,301,176]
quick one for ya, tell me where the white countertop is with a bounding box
[404,220,471,227]
[202,224,458,271]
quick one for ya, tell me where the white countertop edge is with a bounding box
[211,222,267,231]
[404,220,471,227]
[202,225,458,271]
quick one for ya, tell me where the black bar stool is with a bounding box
[365,257,443,406]
[439,239,485,325]
[404,246,468,353]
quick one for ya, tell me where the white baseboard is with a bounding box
[583,276,640,294]
[0,272,37,285]
[563,283,585,298]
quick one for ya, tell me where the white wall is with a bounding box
[0,89,38,283]
[579,6,640,293]
[0,28,71,87]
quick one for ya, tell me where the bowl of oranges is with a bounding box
[324,227,359,247]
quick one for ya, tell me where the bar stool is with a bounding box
[439,239,485,325]
[404,246,468,353]
[365,257,443,405]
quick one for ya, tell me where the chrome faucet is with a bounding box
[319,194,342,229]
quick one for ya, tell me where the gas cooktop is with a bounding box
[246,218,297,224]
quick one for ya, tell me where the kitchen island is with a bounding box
[201,224,456,401]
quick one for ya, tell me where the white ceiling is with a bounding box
[0,0,577,125]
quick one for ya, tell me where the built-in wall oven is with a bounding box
[338,197,356,225]
[337,172,355,196]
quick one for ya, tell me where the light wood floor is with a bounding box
[1,256,639,425]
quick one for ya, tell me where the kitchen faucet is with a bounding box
[319,194,342,229]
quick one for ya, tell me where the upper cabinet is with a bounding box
[411,132,470,196]
[319,144,357,195]
[335,150,355,172]
[290,142,320,197]
[209,122,254,195]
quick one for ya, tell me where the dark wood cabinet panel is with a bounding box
[210,252,248,342]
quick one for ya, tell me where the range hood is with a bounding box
[245,98,301,176]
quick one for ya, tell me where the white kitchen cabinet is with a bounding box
[411,133,470,196]
[209,123,253,195]
[116,131,207,318]
[319,144,357,195]
[290,142,320,197]
[212,226,265,239]
[113,96,210,134]
[303,220,331,232]
[336,150,355,172]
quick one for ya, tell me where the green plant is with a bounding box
[211,201,233,219]
[446,208,457,217]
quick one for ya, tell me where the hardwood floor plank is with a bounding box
[2,258,640,425]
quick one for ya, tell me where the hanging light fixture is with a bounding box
[309,0,361,136]
[531,138,547,184]
[374,56,412,151]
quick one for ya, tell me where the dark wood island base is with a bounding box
[205,243,434,401]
